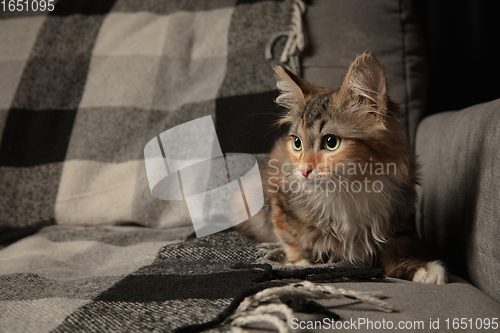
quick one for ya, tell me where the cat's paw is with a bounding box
[412,260,447,284]
[256,243,286,263]
[286,259,311,266]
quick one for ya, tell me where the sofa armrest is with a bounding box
[416,99,500,303]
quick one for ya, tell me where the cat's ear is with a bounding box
[340,53,388,127]
[274,66,317,112]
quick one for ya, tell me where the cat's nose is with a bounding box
[299,166,313,178]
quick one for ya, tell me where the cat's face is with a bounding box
[285,92,375,183]
[275,53,409,187]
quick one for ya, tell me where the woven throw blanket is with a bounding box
[0,0,315,331]
[0,226,388,332]
[0,0,297,232]
[0,225,241,331]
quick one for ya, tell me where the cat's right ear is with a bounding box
[274,67,315,112]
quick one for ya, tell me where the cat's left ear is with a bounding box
[340,53,388,128]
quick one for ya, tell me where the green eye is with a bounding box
[324,135,340,151]
[292,136,302,151]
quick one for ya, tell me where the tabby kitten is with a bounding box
[238,53,446,284]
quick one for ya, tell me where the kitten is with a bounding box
[238,53,446,284]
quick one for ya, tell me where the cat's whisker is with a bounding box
[334,176,364,222]
[377,186,390,202]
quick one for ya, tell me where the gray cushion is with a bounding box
[416,99,500,303]
[297,277,500,332]
[303,0,426,146]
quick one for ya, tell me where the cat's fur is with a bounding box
[238,53,446,284]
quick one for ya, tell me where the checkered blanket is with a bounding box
[0,225,263,331]
[0,0,309,331]
[0,0,295,232]
[1,226,388,332]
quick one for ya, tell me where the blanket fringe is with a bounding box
[265,0,306,75]
[174,265,390,333]
[230,280,393,332]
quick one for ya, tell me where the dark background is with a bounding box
[412,0,500,117]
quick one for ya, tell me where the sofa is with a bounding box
[0,0,499,332]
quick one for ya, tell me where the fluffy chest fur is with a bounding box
[266,147,398,264]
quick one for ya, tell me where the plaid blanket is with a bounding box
[1,226,249,331]
[0,0,294,232]
[0,0,320,331]
[1,225,389,332]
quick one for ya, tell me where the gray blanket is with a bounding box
[0,0,302,330]
[1,225,392,331]
[0,0,295,230]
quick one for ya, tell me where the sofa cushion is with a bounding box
[301,277,500,332]
[416,98,500,303]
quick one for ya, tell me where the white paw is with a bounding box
[412,260,447,284]
[286,259,311,266]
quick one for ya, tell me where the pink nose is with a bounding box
[299,166,313,178]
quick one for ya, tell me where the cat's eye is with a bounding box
[292,136,302,151]
[324,135,341,151]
